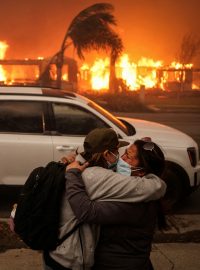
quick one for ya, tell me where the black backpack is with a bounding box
[14,161,79,250]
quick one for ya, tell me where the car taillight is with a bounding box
[187,147,197,167]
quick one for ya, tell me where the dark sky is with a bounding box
[0,0,200,63]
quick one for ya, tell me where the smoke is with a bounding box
[0,0,199,63]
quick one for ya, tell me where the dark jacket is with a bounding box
[66,169,158,270]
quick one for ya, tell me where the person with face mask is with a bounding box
[64,137,167,270]
[43,128,166,270]
[116,157,144,175]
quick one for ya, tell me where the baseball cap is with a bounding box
[83,128,129,156]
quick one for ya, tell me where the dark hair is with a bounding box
[134,140,168,230]
[133,140,165,177]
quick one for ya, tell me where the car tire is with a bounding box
[162,168,184,213]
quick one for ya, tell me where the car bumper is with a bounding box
[194,170,200,186]
[190,161,200,192]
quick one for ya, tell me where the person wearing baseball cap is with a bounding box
[45,128,166,270]
[77,127,129,169]
[83,127,129,154]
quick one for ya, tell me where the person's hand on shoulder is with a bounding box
[66,161,89,172]
[61,152,76,164]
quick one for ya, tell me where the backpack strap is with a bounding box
[56,222,83,247]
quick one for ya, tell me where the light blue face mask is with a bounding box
[116,158,132,176]
[117,158,144,176]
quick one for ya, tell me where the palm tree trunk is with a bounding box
[56,56,63,89]
[109,53,118,94]
[56,42,72,89]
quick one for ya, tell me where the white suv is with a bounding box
[0,86,200,207]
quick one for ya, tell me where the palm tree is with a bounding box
[109,36,123,93]
[43,3,123,91]
[177,33,200,92]
[178,33,200,65]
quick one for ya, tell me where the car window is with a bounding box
[52,103,109,135]
[0,101,45,134]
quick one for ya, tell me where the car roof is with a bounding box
[0,86,90,104]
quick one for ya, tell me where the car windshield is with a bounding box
[88,100,129,135]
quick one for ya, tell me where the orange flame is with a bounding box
[80,54,164,91]
[0,41,195,91]
[0,41,8,81]
[80,54,194,91]
[0,41,42,85]
[90,58,110,90]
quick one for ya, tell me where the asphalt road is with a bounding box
[0,112,200,217]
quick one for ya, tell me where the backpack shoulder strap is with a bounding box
[56,222,83,247]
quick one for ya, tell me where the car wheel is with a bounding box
[162,168,184,213]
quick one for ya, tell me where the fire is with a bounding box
[117,54,137,89]
[80,54,194,91]
[170,61,193,69]
[0,40,197,91]
[0,41,8,59]
[90,58,110,90]
[80,54,165,91]
[80,54,162,91]
[0,41,8,81]
[0,41,41,85]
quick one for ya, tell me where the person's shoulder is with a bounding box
[83,166,118,179]
[83,166,110,175]
[82,167,114,185]
[143,173,161,180]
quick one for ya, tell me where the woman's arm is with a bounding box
[82,167,167,202]
[65,161,166,203]
[66,168,149,224]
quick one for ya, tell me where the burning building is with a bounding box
[79,54,199,92]
[0,41,78,90]
[0,41,199,92]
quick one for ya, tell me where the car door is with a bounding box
[0,100,53,186]
[50,101,110,161]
